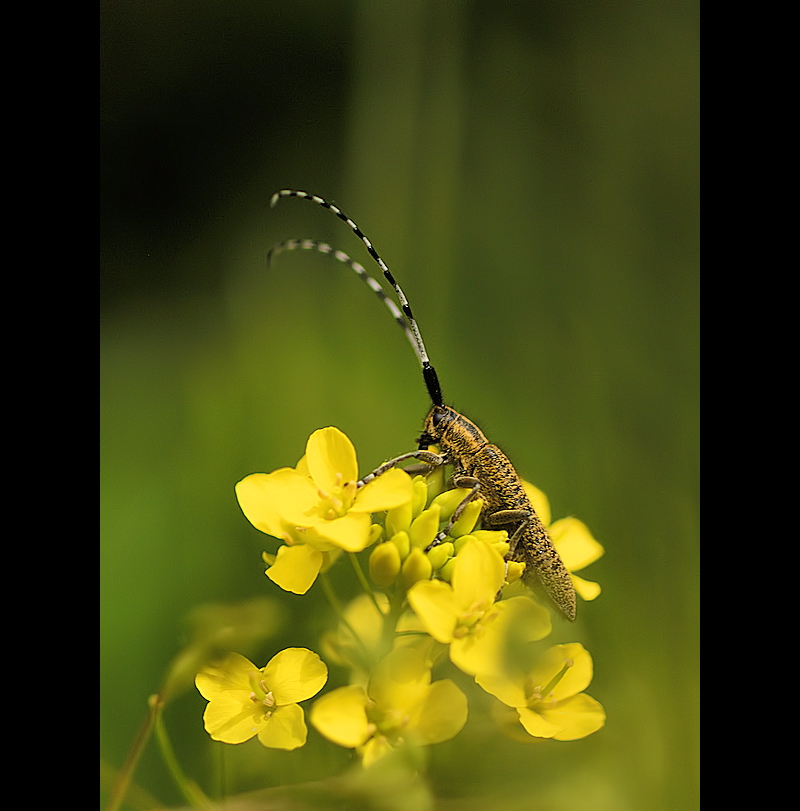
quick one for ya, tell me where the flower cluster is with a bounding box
[195,427,605,759]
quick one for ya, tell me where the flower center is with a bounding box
[316,472,357,520]
[526,659,574,708]
[248,672,277,716]
[368,701,409,743]
[453,599,497,639]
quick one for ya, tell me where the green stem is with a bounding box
[105,694,161,811]
[379,587,408,656]
[154,706,214,808]
[348,552,383,615]
[319,571,371,661]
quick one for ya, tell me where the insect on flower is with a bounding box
[267,190,577,621]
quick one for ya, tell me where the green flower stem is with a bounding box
[319,571,370,660]
[153,704,214,809]
[105,694,161,811]
[380,586,408,655]
[348,552,383,615]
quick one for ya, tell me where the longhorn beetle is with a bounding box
[268,189,577,621]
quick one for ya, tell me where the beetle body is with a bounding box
[421,405,576,621]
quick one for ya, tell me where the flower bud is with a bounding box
[505,559,525,584]
[423,457,447,500]
[390,530,410,560]
[450,498,483,537]
[453,534,475,554]
[401,547,432,588]
[386,498,412,538]
[472,529,508,546]
[439,557,456,582]
[411,476,430,518]
[409,505,441,549]
[369,542,402,588]
[426,541,454,573]
[431,488,466,518]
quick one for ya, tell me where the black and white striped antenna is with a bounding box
[267,190,444,408]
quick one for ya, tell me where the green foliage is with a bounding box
[101,1,698,808]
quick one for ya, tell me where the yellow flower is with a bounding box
[310,646,467,766]
[407,538,551,676]
[236,428,413,593]
[195,649,327,750]
[476,642,605,741]
[522,482,604,601]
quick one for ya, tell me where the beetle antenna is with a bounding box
[269,190,444,407]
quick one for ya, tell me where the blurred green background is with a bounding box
[101,1,698,809]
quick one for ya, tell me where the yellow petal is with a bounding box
[451,538,505,607]
[235,471,298,536]
[256,703,308,750]
[338,593,389,655]
[548,693,606,741]
[572,573,601,601]
[352,468,414,513]
[451,596,551,678]
[306,427,358,491]
[406,579,459,643]
[549,517,604,571]
[490,701,539,744]
[321,548,343,570]
[195,652,258,699]
[529,643,593,701]
[368,647,430,712]
[521,482,551,527]
[263,647,328,704]
[203,693,264,743]
[411,679,468,744]
[360,735,394,768]
[313,511,372,552]
[394,610,430,640]
[238,468,321,527]
[310,685,371,748]
[295,454,310,477]
[266,544,323,594]
[516,706,563,739]
[476,672,527,709]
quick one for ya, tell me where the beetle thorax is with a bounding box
[423,405,488,460]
